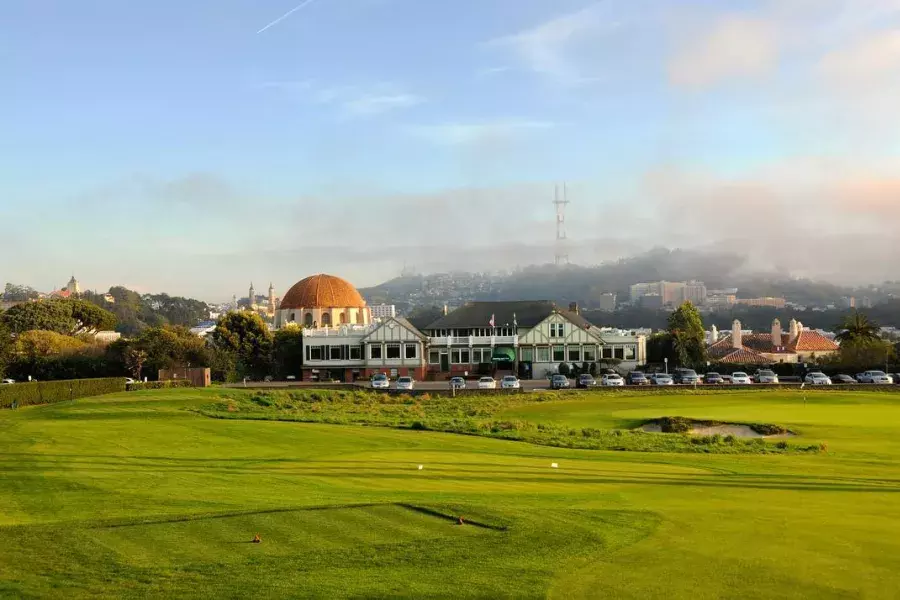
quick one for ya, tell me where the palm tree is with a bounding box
[835,311,880,345]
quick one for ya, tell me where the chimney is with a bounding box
[569,302,579,315]
[710,325,718,344]
[789,319,799,342]
[442,304,449,316]
[732,319,743,349]
[771,319,782,348]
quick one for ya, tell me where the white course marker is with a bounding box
[551,462,559,469]
[418,465,424,470]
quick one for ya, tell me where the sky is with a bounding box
[2,0,899,300]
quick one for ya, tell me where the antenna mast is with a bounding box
[553,184,570,266]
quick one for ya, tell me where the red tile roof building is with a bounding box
[709,318,839,364]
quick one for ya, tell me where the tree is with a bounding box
[13,330,87,360]
[667,302,707,368]
[0,299,116,335]
[124,348,148,380]
[0,317,11,379]
[130,326,210,380]
[272,327,304,380]
[836,311,881,345]
[558,362,571,376]
[209,312,273,380]
[2,283,39,302]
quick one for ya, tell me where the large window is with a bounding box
[304,313,313,327]
[309,346,324,361]
[322,313,332,327]
[553,345,565,362]
[550,323,565,338]
[386,344,402,359]
[602,347,613,359]
[330,346,342,360]
[624,346,635,360]
[370,345,383,360]
[614,347,625,360]
[451,349,462,364]
[584,346,596,362]
[429,350,440,365]
[473,348,491,364]
[536,347,550,362]
[568,347,581,362]
[404,344,418,360]
[460,348,470,364]
[520,347,534,362]
[350,346,362,360]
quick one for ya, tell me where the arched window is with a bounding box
[289,312,295,322]
[322,312,332,327]
[340,312,347,324]
[304,312,313,328]
[356,311,364,324]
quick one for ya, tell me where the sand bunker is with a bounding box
[641,422,795,439]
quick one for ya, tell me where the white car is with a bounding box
[449,377,467,390]
[650,373,673,386]
[857,370,894,384]
[1,379,14,385]
[371,374,390,389]
[500,375,520,389]
[601,374,625,386]
[478,377,497,389]
[755,370,779,384]
[396,376,415,391]
[731,372,753,385]
[804,372,832,385]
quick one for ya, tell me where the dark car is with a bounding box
[627,371,649,385]
[577,374,597,388]
[704,372,724,385]
[550,374,570,390]
[672,368,701,385]
[832,374,856,384]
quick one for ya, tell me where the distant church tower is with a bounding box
[268,283,276,314]
[66,275,81,297]
[248,282,256,309]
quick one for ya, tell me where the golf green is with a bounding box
[1,388,899,598]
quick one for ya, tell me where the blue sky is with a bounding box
[2,0,899,299]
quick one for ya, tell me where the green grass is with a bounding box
[1,388,900,598]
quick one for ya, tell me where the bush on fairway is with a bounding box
[0,377,125,409]
[126,380,193,392]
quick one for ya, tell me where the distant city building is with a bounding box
[734,297,787,309]
[631,280,705,306]
[681,281,708,305]
[630,283,652,303]
[639,294,663,310]
[707,294,737,309]
[597,293,617,312]
[840,296,857,309]
[861,296,873,309]
[370,304,397,320]
[50,275,82,299]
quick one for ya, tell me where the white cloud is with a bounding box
[487,4,619,84]
[819,29,900,82]
[668,16,780,88]
[408,120,554,146]
[341,93,424,117]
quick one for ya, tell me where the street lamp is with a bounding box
[664,357,668,374]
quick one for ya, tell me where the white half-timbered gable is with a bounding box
[361,317,427,372]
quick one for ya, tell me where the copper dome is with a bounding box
[279,274,367,309]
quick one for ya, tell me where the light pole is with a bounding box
[664,357,668,374]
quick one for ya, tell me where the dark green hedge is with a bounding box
[0,378,126,409]
[126,380,193,391]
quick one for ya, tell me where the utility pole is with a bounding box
[553,184,570,267]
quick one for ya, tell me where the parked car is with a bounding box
[804,372,832,385]
[832,374,856,384]
[396,376,415,391]
[1,379,14,385]
[550,374,570,389]
[478,376,497,389]
[857,370,894,384]
[601,373,625,386]
[704,372,724,385]
[755,369,779,384]
[501,375,521,389]
[650,373,674,386]
[371,374,390,389]
[449,376,467,390]
[577,374,597,388]
[731,372,753,385]
[627,371,649,385]
[672,369,701,385]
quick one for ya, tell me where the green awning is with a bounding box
[491,347,516,362]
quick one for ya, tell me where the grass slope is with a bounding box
[1,388,899,598]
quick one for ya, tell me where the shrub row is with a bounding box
[0,378,126,409]
[126,380,193,391]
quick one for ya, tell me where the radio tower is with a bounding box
[553,184,570,266]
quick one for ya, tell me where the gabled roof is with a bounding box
[708,337,769,364]
[423,301,593,331]
[792,330,839,352]
[361,316,426,342]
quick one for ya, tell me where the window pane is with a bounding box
[568,348,581,361]
[583,347,596,362]
[521,347,534,362]
[387,344,401,359]
[614,347,625,359]
[536,347,550,362]
[451,349,461,364]
[460,349,470,363]
[624,346,635,360]
[370,345,382,359]
[553,346,565,361]
[330,346,342,360]
[429,350,440,364]
[405,344,417,359]
[602,347,613,359]
[350,346,362,360]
